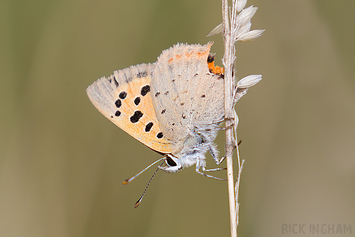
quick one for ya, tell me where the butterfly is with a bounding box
[87,42,228,181]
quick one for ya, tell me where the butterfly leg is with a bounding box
[219,116,236,130]
[208,144,225,165]
[195,167,227,181]
[207,117,235,132]
[202,167,226,172]
[209,139,242,166]
[217,122,234,131]
[208,117,234,131]
[213,156,226,166]
[195,159,226,180]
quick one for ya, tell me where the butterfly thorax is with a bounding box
[160,122,222,173]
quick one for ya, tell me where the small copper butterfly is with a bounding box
[87,42,227,180]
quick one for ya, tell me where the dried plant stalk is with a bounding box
[212,0,264,236]
[221,0,237,236]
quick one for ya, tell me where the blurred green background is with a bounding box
[1,0,354,236]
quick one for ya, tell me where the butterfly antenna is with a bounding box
[134,162,163,208]
[122,157,165,184]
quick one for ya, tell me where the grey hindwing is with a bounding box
[151,43,225,142]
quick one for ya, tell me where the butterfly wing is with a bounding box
[151,42,225,144]
[87,63,173,154]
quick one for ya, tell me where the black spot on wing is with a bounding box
[112,76,119,87]
[145,122,153,132]
[141,85,150,96]
[119,91,127,99]
[156,132,163,139]
[137,71,148,78]
[130,111,143,123]
[115,99,121,108]
[134,97,141,106]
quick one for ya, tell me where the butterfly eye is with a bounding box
[166,156,177,167]
[160,156,182,173]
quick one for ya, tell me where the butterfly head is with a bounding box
[158,154,182,173]
[159,146,210,173]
